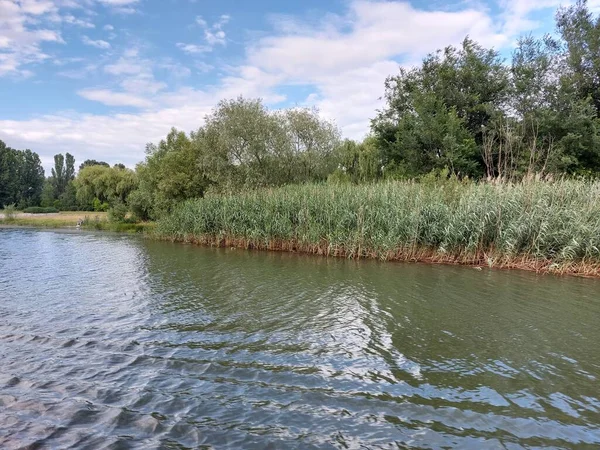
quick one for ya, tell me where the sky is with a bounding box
[0,0,592,172]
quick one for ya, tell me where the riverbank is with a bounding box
[154,180,600,277]
[0,211,150,233]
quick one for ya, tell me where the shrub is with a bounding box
[22,207,60,214]
[2,204,17,221]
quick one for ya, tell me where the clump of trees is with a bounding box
[74,164,138,220]
[3,1,600,223]
[130,97,341,219]
[0,140,45,208]
[372,0,600,179]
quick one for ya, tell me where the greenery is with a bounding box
[155,178,600,275]
[372,0,600,179]
[2,203,17,221]
[0,141,45,208]
[3,1,600,271]
[130,97,341,220]
[22,206,60,214]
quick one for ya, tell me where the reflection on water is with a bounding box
[1,228,599,449]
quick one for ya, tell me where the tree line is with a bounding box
[372,0,600,179]
[1,0,599,222]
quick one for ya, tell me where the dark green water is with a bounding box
[1,229,600,449]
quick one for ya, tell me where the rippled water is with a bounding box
[1,229,600,449]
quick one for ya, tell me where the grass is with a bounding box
[154,179,600,277]
[0,211,151,233]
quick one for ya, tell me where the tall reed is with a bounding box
[155,179,600,276]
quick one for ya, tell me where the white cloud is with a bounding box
[0,0,574,169]
[0,0,64,76]
[96,0,139,14]
[97,0,138,4]
[78,88,152,108]
[103,24,114,31]
[177,14,230,55]
[176,42,211,54]
[62,14,95,28]
[82,35,111,48]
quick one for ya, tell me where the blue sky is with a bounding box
[0,0,584,171]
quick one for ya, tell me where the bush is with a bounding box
[2,204,17,220]
[108,200,129,223]
[92,198,109,212]
[22,206,60,214]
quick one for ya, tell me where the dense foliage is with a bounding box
[22,207,60,214]
[2,0,600,238]
[131,98,340,220]
[156,179,600,275]
[372,0,600,178]
[0,140,45,208]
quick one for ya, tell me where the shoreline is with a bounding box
[3,220,599,279]
[154,233,600,279]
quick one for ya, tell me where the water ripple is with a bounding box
[1,229,600,449]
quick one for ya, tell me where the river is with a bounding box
[1,228,599,449]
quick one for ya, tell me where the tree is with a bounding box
[0,140,20,206]
[51,153,65,197]
[330,137,382,183]
[557,0,600,115]
[80,159,109,170]
[131,128,209,219]
[372,38,508,178]
[199,97,340,189]
[74,165,138,217]
[65,153,75,183]
[17,150,45,207]
[280,108,341,182]
[0,140,45,208]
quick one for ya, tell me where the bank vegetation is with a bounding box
[2,1,600,274]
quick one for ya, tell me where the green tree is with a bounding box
[330,137,382,183]
[0,140,45,208]
[17,150,45,208]
[372,38,508,177]
[79,159,109,171]
[557,0,600,115]
[51,153,66,198]
[74,165,138,219]
[0,140,20,206]
[131,128,209,219]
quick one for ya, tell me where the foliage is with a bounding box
[80,159,109,170]
[198,97,340,190]
[74,165,138,218]
[372,3,600,179]
[0,140,45,208]
[132,128,209,220]
[329,137,381,183]
[156,179,600,274]
[22,206,59,214]
[132,98,341,220]
[2,203,17,221]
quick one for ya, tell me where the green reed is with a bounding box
[155,179,600,273]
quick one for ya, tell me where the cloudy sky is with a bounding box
[0,0,585,171]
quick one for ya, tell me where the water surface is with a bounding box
[1,228,599,449]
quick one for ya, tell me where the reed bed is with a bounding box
[155,179,600,276]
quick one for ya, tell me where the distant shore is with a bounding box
[0,211,149,233]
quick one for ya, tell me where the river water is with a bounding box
[1,228,599,449]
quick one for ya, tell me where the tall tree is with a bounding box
[65,153,75,182]
[18,150,45,207]
[0,140,45,207]
[51,154,66,197]
[557,0,600,115]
